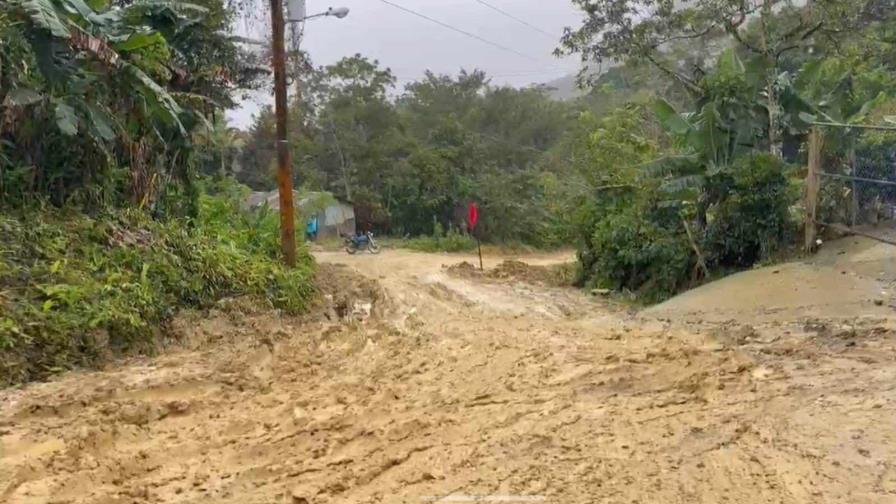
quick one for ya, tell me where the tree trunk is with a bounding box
[760,0,782,158]
[682,216,710,280]
[696,193,708,232]
[328,116,353,201]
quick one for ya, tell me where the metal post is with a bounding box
[270,0,297,266]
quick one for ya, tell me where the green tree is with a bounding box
[560,0,888,157]
[236,105,278,190]
[194,113,244,178]
[239,62,576,242]
[1,0,261,210]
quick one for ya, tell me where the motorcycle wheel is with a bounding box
[345,246,357,255]
[368,241,381,254]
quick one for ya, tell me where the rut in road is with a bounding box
[2,249,896,503]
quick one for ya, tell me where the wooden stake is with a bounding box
[477,236,483,271]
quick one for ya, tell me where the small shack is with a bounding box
[298,192,356,238]
[247,190,356,238]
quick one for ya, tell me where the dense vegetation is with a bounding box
[0,0,313,384]
[4,0,896,381]
[0,188,314,384]
[239,64,572,245]
[234,0,896,300]
[557,0,896,299]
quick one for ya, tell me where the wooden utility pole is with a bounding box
[270,0,297,266]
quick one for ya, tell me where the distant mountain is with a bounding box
[541,74,583,101]
[541,64,609,100]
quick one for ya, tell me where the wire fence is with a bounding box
[804,123,896,251]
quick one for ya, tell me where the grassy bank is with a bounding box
[0,193,315,385]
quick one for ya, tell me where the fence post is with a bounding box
[848,146,859,226]
[805,127,823,253]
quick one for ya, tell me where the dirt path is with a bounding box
[3,248,896,503]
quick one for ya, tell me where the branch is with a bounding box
[799,21,825,41]
[725,22,763,54]
[728,9,747,30]
[819,29,845,56]
[778,17,809,43]
[770,16,823,59]
[643,51,702,96]
[651,26,715,47]
[775,44,801,58]
[774,20,821,59]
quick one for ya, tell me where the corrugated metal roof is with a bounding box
[245,191,354,226]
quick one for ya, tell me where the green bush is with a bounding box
[579,205,694,302]
[703,154,794,267]
[404,220,477,253]
[574,153,796,302]
[0,190,315,385]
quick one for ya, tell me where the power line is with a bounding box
[471,0,557,40]
[377,0,547,64]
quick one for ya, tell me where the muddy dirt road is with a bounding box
[3,249,896,503]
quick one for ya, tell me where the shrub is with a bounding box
[704,154,794,267]
[575,154,797,302]
[580,205,694,302]
[403,219,477,253]
[404,227,477,253]
[0,192,315,385]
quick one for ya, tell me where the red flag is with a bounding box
[467,203,479,230]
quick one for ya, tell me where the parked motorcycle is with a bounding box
[344,231,381,254]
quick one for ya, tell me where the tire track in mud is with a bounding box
[3,250,896,503]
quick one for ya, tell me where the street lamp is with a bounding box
[270,0,348,266]
[323,6,350,19]
[287,1,350,23]
[299,6,350,21]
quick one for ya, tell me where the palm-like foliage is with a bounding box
[0,0,239,206]
[194,115,243,176]
[646,49,815,209]
[4,0,189,134]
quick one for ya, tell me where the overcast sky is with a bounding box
[226,0,584,128]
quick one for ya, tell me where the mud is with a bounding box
[446,259,576,287]
[312,263,389,322]
[647,235,896,323]
[3,248,896,503]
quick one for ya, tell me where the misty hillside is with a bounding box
[542,74,583,101]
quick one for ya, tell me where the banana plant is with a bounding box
[647,49,819,195]
[644,48,821,227]
[794,55,895,155]
[2,0,200,139]
[1,0,222,204]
